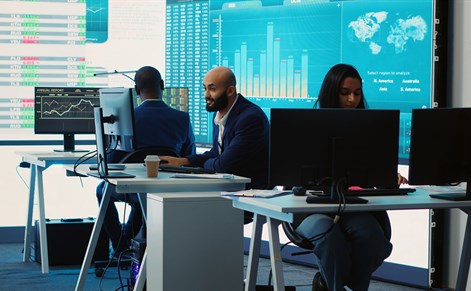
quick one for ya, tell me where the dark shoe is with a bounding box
[312,272,329,291]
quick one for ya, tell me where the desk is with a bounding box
[72,164,250,291]
[16,151,93,274]
[225,188,471,291]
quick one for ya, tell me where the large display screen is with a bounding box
[0,0,439,160]
[165,0,436,155]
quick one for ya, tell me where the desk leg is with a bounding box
[456,212,471,291]
[134,249,146,291]
[75,182,112,291]
[245,214,266,291]
[134,192,147,291]
[23,165,36,263]
[36,167,49,274]
[267,218,285,291]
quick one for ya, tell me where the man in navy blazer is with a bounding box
[108,67,195,162]
[161,66,269,190]
[97,66,196,256]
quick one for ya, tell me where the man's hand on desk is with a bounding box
[159,156,191,166]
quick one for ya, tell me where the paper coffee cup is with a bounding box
[145,155,160,178]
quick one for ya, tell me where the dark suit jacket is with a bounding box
[109,99,195,162]
[186,94,269,189]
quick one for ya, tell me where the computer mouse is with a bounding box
[292,186,306,196]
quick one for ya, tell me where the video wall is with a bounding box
[0,0,439,160]
[165,0,436,156]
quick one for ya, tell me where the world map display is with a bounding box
[349,12,427,55]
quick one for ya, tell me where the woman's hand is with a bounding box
[397,173,408,185]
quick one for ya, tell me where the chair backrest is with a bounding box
[119,146,180,163]
[282,221,315,251]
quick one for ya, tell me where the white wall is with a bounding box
[446,0,471,289]
[450,1,471,108]
[1,146,101,227]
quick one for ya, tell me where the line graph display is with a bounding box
[35,87,100,120]
[41,96,97,119]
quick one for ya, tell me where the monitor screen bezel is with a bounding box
[408,107,471,200]
[269,108,400,191]
[34,87,100,135]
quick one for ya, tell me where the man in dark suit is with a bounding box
[97,66,196,256]
[160,66,269,190]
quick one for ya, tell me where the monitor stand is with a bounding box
[87,171,135,179]
[89,108,135,179]
[306,184,368,204]
[53,133,89,153]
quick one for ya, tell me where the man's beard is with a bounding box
[206,91,229,112]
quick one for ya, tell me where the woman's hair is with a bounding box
[314,64,367,109]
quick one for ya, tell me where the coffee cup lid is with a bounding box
[145,155,160,161]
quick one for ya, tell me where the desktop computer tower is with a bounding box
[34,218,109,266]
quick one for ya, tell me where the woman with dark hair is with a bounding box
[315,63,367,109]
[297,64,405,291]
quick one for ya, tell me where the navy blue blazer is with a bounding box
[186,94,269,189]
[109,99,195,162]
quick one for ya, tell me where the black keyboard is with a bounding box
[345,187,416,196]
[89,164,125,171]
[306,186,415,196]
[159,165,216,174]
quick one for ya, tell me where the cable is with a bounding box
[301,177,348,247]
[117,249,133,290]
[15,165,30,190]
[93,70,135,83]
[96,135,119,183]
[98,201,131,291]
[73,150,97,187]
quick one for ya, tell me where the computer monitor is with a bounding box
[162,87,189,112]
[133,87,189,112]
[89,107,134,179]
[269,108,400,203]
[34,87,100,152]
[408,107,471,200]
[99,87,136,152]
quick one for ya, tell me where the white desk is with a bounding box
[16,151,93,274]
[225,188,471,291]
[72,164,250,291]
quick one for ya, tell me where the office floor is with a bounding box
[0,242,430,291]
